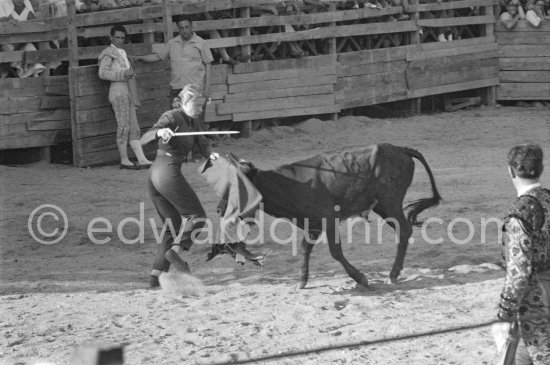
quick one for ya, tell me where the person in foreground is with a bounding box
[493,143,550,365]
[98,24,152,170]
[140,84,219,288]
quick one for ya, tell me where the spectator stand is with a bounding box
[1,0,500,167]
[495,20,550,102]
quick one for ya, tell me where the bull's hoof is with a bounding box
[297,280,307,289]
[385,276,399,285]
[358,274,369,288]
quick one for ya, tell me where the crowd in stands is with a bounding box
[3,0,550,79]
[499,0,550,28]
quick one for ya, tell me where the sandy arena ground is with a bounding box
[1,106,549,365]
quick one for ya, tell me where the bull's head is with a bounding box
[229,153,256,178]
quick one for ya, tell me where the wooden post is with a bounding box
[329,2,338,122]
[240,6,252,138]
[162,0,173,44]
[481,2,496,106]
[66,0,79,167]
[408,0,421,115]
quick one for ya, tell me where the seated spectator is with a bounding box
[500,1,523,29]
[0,0,46,78]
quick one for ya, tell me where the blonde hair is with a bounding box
[178,84,202,105]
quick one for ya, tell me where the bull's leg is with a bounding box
[325,223,369,287]
[375,206,412,284]
[298,234,315,289]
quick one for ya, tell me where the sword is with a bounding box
[173,131,240,136]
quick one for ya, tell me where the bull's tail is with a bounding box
[399,147,442,226]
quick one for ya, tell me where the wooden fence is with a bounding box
[496,20,550,101]
[1,0,501,167]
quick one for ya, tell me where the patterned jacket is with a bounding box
[98,44,138,105]
[498,186,550,321]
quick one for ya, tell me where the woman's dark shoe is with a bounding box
[120,163,140,170]
[149,274,160,288]
[139,163,153,170]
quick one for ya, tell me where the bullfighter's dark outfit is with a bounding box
[145,108,211,275]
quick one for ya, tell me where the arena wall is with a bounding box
[0,0,501,166]
[496,20,550,101]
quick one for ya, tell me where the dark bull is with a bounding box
[233,143,442,289]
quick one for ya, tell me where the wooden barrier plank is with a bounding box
[499,57,550,71]
[40,96,71,110]
[496,31,550,45]
[0,97,42,114]
[27,119,71,131]
[232,105,341,122]
[2,87,45,98]
[500,71,550,83]
[227,66,336,84]
[0,122,27,136]
[0,131,56,149]
[407,64,498,90]
[407,43,498,61]
[0,29,67,45]
[495,20,550,32]
[44,76,69,86]
[335,82,407,102]
[496,83,550,100]
[336,70,405,91]
[225,85,334,103]
[76,119,118,139]
[228,74,337,94]
[0,77,43,89]
[205,101,231,123]
[407,77,500,98]
[408,57,499,79]
[34,109,71,121]
[416,36,495,52]
[418,15,495,28]
[338,90,408,109]
[337,46,410,64]
[406,0,497,12]
[78,134,117,154]
[45,84,71,96]
[76,94,111,111]
[211,64,231,84]
[193,6,407,31]
[341,68,405,89]
[204,21,417,49]
[233,54,336,74]
[218,94,334,114]
[337,60,406,78]
[408,50,498,69]
[500,45,550,58]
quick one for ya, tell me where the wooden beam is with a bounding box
[228,74,336,94]
[417,15,495,28]
[499,57,550,71]
[232,105,340,122]
[496,83,550,100]
[204,21,417,49]
[407,77,500,98]
[227,66,336,84]
[218,94,334,114]
[337,60,406,78]
[496,31,550,45]
[500,71,550,83]
[407,43,498,61]
[225,85,334,103]
[406,0,497,12]
[500,45,550,58]
[495,20,550,32]
[233,54,336,74]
